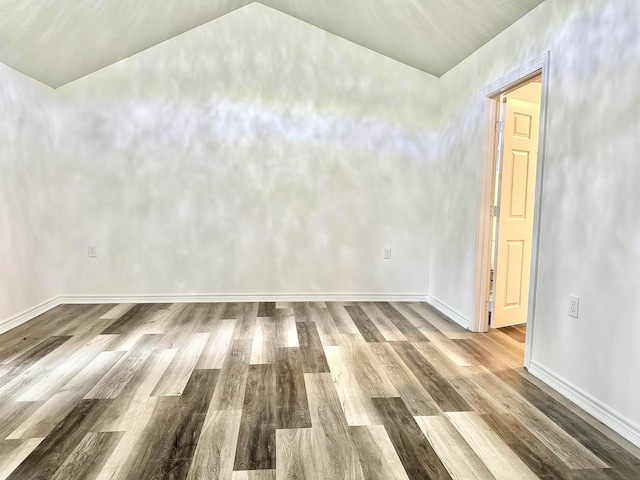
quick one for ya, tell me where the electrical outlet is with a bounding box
[569,295,579,318]
[88,245,97,258]
[383,247,392,260]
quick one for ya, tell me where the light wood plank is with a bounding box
[187,410,242,480]
[415,415,495,480]
[446,411,539,480]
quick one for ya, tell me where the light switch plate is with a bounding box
[88,245,97,258]
[383,247,392,260]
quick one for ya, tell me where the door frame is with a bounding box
[472,51,550,369]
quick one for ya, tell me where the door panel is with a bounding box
[492,98,540,328]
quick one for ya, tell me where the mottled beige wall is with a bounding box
[0,63,59,324]
[54,4,439,297]
[432,0,640,433]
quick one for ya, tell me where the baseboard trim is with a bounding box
[426,295,469,329]
[0,297,61,335]
[60,293,430,304]
[529,361,640,448]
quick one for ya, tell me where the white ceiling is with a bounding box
[0,0,545,88]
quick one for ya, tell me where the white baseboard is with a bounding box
[426,295,469,329]
[529,361,640,448]
[0,297,61,335]
[60,293,429,304]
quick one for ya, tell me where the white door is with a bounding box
[492,98,540,328]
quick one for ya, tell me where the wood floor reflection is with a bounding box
[0,302,638,479]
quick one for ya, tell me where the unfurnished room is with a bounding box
[1,0,639,478]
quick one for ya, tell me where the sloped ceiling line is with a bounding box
[0,0,545,88]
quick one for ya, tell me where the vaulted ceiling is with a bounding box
[0,0,545,88]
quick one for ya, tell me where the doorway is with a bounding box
[490,76,542,329]
[472,52,550,368]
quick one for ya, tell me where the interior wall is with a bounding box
[54,3,439,298]
[0,63,60,326]
[432,0,640,432]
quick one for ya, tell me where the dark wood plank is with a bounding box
[101,304,165,335]
[0,335,72,382]
[6,399,112,480]
[222,302,240,319]
[345,306,386,343]
[276,347,311,429]
[498,325,526,343]
[496,368,640,478]
[392,342,472,412]
[234,364,276,470]
[295,322,330,373]
[258,302,276,318]
[50,431,123,480]
[373,302,428,342]
[119,369,220,480]
[372,397,452,480]
[481,413,568,479]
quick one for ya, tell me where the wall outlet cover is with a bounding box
[569,295,579,318]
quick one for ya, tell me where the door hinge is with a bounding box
[490,205,500,217]
[496,120,505,133]
[485,300,494,313]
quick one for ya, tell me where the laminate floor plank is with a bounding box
[368,342,441,416]
[469,367,610,470]
[233,303,259,340]
[480,413,568,479]
[9,350,124,439]
[304,373,363,479]
[150,332,209,396]
[95,348,177,433]
[196,319,236,369]
[326,303,361,336]
[6,399,113,480]
[257,302,276,318]
[0,336,72,382]
[99,304,136,321]
[372,397,452,480]
[414,415,495,480]
[359,303,407,342]
[234,364,277,471]
[251,317,288,365]
[50,431,123,480]
[408,303,470,339]
[324,345,383,426]
[118,369,220,480]
[309,308,342,347]
[84,334,162,400]
[496,368,640,477]
[210,339,252,410]
[345,306,386,343]
[295,322,330,373]
[0,302,638,479]
[0,438,44,480]
[373,303,428,342]
[276,347,312,429]
[12,333,119,402]
[187,409,243,480]
[445,411,538,480]
[411,342,502,415]
[349,424,410,480]
[233,470,276,480]
[392,342,472,412]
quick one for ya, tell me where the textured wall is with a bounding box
[432,0,640,428]
[54,4,439,297]
[0,63,59,323]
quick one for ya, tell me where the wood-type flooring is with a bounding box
[0,302,638,479]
